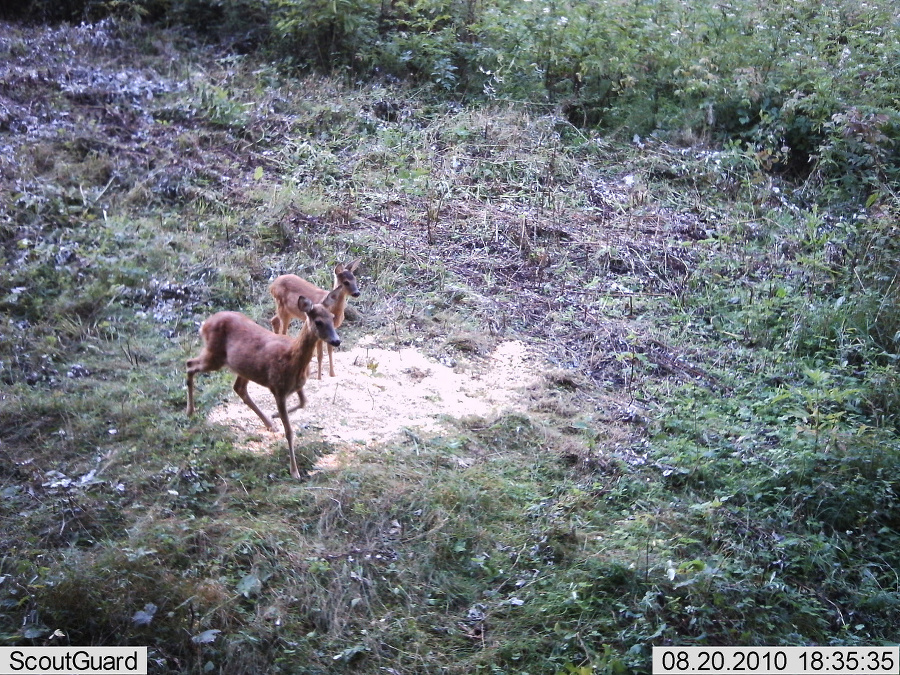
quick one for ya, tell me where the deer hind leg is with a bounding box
[232,376,275,431]
[275,395,302,479]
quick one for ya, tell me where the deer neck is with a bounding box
[292,319,320,370]
[324,288,348,321]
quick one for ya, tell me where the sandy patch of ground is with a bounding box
[206,337,543,470]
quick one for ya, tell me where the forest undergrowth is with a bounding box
[0,14,899,675]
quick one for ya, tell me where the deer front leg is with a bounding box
[327,344,336,378]
[186,356,208,416]
[186,371,196,416]
[275,396,302,479]
[232,377,275,431]
[315,340,324,380]
[289,385,307,413]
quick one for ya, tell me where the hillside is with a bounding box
[1,16,899,675]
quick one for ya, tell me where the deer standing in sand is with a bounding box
[269,259,361,380]
[186,296,340,479]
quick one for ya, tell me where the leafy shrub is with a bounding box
[479,0,899,208]
[6,0,164,22]
[814,110,900,205]
[166,0,273,47]
[791,206,900,372]
[273,0,380,72]
[273,0,484,90]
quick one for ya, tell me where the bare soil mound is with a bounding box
[206,338,543,469]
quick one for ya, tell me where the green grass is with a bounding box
[1,17,899,675]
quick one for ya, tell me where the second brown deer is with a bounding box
[186,296,340,479]
[270,259,361,380]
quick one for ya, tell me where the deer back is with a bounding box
[200,312,296,386]
[270,274,329,321]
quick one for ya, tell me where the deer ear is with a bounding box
[348,258,361,272]
[297,296,314,314]
[334,262,345,274]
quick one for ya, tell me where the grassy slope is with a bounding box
[1,18,898,675]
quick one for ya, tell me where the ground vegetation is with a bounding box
[0,4,898,674]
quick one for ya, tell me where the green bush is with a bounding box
[273,0,484,90]
[273,0,380,72]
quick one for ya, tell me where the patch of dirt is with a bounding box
[206,337,544,470]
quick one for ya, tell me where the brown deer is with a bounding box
[186,296,340,479]
[269,259,361,380]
